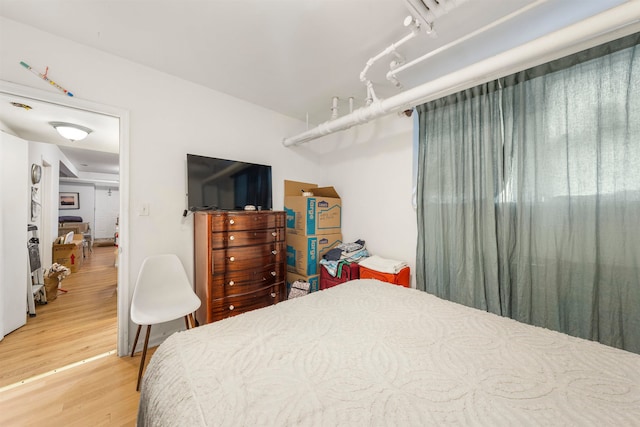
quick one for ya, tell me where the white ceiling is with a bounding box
[0,0,630,174]
[0,92,120,174]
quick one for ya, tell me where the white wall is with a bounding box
[28,141,78,269]
[57,181,120,239]
[303,114,418,285]
[59,182,95,229]
[0,17,327,350]
[94,186,119,239]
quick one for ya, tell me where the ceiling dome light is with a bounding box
[50,121,93,142]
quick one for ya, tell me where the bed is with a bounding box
[138,279,640,426]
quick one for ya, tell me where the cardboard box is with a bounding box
[52,236,84,273]
[286,271,320,294]
[284,180,341,235]
[286,232,342,276]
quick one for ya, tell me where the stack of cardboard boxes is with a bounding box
[284,180,342,294]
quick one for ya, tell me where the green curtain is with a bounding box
[416,33,640,353]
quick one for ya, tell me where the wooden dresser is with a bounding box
[194,210,286,325]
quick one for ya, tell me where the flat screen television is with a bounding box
[186,154,272,211]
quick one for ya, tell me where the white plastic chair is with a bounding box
[130,254,201,390]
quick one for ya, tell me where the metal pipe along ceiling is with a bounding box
[386,0,547,87]
[282,1,640,147]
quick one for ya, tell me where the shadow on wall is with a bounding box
[287,113,414,167]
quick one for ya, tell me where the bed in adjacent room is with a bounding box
[137,279,640,426]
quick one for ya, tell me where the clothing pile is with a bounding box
[319,239,369,277]
[358,255,408,274]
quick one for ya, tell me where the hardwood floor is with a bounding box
[0,245,147,425]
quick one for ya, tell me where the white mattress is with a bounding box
[138,279,640,426]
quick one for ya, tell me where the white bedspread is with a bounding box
[138,279,640,426]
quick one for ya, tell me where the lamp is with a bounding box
[50,121,93,142]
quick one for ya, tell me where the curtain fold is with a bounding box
[416,34,640,353]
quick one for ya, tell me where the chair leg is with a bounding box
[188,313,196,329]
[131,324,142,357]
[136,325,151,391]
[184,316,190,330]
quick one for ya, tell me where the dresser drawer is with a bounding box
[211,227,284,249]
[210,212,285,232]
[212,242,285,273]
[210,262,285,298]
[211,283,284,321]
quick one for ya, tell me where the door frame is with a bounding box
[0,80,130,356]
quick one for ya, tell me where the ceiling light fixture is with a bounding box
[50,121,93,142]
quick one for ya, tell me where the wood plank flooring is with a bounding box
[0,246,147,425]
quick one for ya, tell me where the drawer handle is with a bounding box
[271,231,277,237]
[229,280,234,286]
[229,219,235,225]
[271,250,277,255]
[270,292,276,298]
[229,304,235,310]
[229,235,235,241]
[229,256,235,262]
[271,271,276,277]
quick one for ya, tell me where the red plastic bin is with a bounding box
[320,263,360,290]
[359,265,410,288]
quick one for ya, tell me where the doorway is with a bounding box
[0,80,130,367]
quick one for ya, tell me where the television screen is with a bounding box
[187,154,272,211]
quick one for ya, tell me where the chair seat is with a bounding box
[131,294,201,325]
